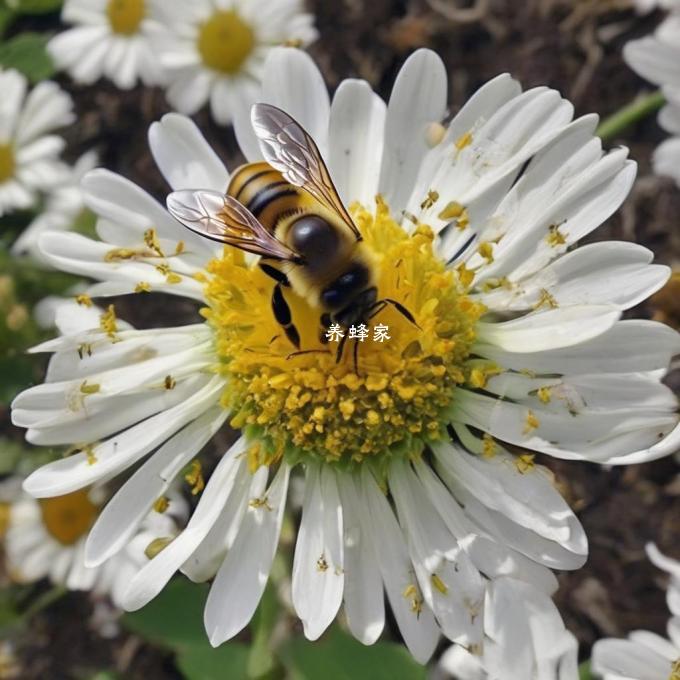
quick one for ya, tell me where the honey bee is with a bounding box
[167,103,416,365]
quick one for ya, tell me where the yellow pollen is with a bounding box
[537,386,552,403]
[202,200,484,467]
[75,293,92,307]
[455,131,473,151]
[144,536,173,559]
[40,490,98,546]
[431,573,449,595]
[420,190,439,210]
[482,433,497,459]
[0,143,15,182]
[515,453,536,474]
[316,554,329,572]
[99,304,118,339]
[198,10,255,75]
[546,224,567,247]
[478,242,494,263]
[144,228,164,257]
[534,288,558,310]
[80,381,100,395]
[153,496,169,513]
[135,281,152,293]
[523,410,540,434]
[184,460,205,495]
[106,0,145,35]
[438,201,469,228]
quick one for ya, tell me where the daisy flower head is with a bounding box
[154,0,317,125]
[11,47,680,664]
[624,7,680,186]
[3,479,186,607]
[592,544,680,680]
[47,0,169,90]
[12,151,98,261]
[0,68,73,217]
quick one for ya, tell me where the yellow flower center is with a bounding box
[39,489,98,546]
[202,198,485,469]
[197,10,255,75]
[0,144,15,183]
[106,0,145,35]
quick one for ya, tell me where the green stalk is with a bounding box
[597,90,665,142]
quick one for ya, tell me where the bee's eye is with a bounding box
[290,216,339,257]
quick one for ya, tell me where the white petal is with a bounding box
[121,439,249,610]
[149,113,230,192]
[204,464,290,646]
[85,407,228,566]
[378,49,447,216]
[328,79,386,207]
[476,305,621,353]
[336,473,385,645]
[291,463,344,641]
[359,467,440,663]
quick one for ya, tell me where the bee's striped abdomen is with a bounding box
[227,162,302,232]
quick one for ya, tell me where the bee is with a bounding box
[167,103,417,366]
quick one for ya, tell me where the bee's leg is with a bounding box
[352,337,361,375]
[286,348,331,360]
[260,262,290,287]
[319,312,332,345]
[336,332,348,363]
[368,300,388,320]
[370,298,420,329]
[272,283,300,348]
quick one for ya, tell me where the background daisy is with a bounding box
[3,482,186,607]
[0,68,73,217]
[153,0,317,125]
[11,151,98,261]
[624,5,680,186]
[47,0,170,89]
[592,543,680,680]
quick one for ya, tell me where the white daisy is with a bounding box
[11,48,680,664]
[47,0,169,90]
[154,0,317,125]
[3,482,186,607]
[0,68,73,218]
[624,9,680,186]
[592,543,680,680]
[12,151,98,261]
[440,578,578,679]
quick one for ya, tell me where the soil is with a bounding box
[1,0,679,677]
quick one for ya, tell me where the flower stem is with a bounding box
[597,90,665,141]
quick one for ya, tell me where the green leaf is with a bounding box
[176,643,250,680]
[247,583,279,679]
[579,660,596,680]
[280,627,427,680]
[0,32,55,82]
[122,578,210,648]
[0,5,15,37]
[0,355,35,405]
[10,0,62,15]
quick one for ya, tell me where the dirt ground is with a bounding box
[2,0,680,677]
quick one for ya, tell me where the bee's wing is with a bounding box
[251,103,362,241]
[167,189,301,262]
